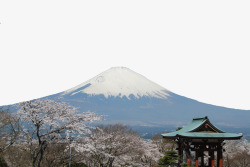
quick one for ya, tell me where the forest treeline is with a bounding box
[0,99,249,167]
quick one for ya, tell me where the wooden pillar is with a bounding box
[217,145,223,167]
[208,150,212,167]
[184,140,191,167]
[219,158,223,167]
[209,150,215,167]
[195,151,199,167]
[187,159,191,167]
[186,149,191,166]
[212,151,215,167]
[208,150,211,166]
[180,148,183,166]
[217,150,223,167]
[177,140,183,167]
[201,151,204,167]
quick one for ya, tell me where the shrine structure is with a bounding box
[161,116,242,167]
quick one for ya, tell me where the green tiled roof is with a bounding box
[161,117,243,140]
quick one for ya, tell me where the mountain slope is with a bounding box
[43,67,250,129]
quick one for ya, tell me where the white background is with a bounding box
[0,0,250,109]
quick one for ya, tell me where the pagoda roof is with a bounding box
[162,116,242,140]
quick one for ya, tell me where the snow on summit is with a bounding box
[63,67,170,99]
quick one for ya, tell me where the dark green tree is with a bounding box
[176,127,182,131]
[0,156,8,167]
[158,150,179,167]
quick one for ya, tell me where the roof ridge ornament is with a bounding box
[192,116,208,120]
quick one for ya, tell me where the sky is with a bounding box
[0,0,250,110]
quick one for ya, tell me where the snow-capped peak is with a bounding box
[62,67,170,99]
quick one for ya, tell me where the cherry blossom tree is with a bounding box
[0,107,20,153]
[17,99,101,167]
[139,140,164,166]
[151,133,176,153]
[224,139,250,167]
[74,124,162,167]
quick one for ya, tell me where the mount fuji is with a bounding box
[42,67,250,134]
[62,67,170,100]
